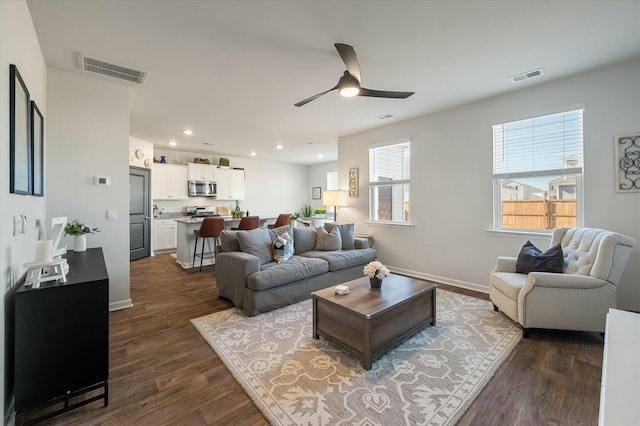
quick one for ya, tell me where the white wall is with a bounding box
[0,0,47,421]
[153,148,309,218]
[308,161,337,211]
[339,59,640,311]
[46,68,132,311]
[129,136,154,169]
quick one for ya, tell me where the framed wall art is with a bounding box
[10,64,31,195]
[312,186,321,200]
[348,168,359,198]
[614,133,640,192]
[31,101,44,196]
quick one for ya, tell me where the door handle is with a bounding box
[145,216,151,220]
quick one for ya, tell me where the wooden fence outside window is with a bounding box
[501,200,576,230]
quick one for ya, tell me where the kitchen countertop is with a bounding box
[154,212,187,219]
[175,215,277,224]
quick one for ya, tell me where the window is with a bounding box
[493,109,583,231]
[326,171,338,214]
[369,141,410,223]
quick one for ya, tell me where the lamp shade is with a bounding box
[323,190,348,207]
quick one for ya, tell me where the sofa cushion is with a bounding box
[300,248,377,272]
[292,226,317,254]
[325,223,355,250]
[490,271,529,300]
[268,225,293,243]
[247,256,329,291]
[315,226,342,251]
[220,230,241,252]
[272,231,294,263]
[516,241,564,274]
[236,227,272,264]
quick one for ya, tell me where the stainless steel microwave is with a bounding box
[188,180,216,197]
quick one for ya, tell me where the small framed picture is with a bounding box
[31,101,44,196]
[10,64,31,195]
[312,186,321,200]
[349,168,359,198]
[615,133,640,192]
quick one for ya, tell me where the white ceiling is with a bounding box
[27,0,640,165]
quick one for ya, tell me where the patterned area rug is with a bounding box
[192,289,521,425]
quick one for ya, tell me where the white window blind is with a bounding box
[369,142,411,182]
[493,109,583,179]
[326,172,338,191]
[369,141,411,223]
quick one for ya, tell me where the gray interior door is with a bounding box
[130,166,151,261]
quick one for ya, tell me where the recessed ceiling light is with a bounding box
[318,154,324,159]
[276,145,283,150]
[169,141,177,146]
[182,129,193,135]
[250,152,256,157]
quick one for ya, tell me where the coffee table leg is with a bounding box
[363,320,372,370]
[312,297,319,339]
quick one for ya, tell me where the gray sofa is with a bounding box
[216,223,377,316]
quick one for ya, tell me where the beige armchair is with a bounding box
[490,227,635,337]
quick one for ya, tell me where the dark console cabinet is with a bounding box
[15,248,109,417]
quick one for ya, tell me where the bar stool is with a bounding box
[230,216,259,230]
[193,217,225,272]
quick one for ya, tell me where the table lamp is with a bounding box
[322,190,348,222]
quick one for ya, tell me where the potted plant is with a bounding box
[64,219,100,252]
[231,209,244,219]
[314,207,326,218]
[300,202,313,218]
[219,157,230,168]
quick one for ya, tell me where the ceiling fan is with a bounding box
[294,43,415,107]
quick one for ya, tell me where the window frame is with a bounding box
[492,109,584,232]
[368,140,411,225]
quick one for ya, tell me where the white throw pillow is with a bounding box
[273,231,294,263]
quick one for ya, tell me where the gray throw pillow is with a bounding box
[268,225,293,243]
[315,226,342,251]
[220,230,241,252]
[236,227,273,264]
[324,223,355,250]
[292,226,318,254]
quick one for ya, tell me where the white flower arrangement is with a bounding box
[363,261,390,279]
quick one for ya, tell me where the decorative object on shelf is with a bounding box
[349,168,359,198]
[10,64,31,195]
[363,260,390,289]
[312,186,321,200]
[135,149,144,159]
[219,157,230,167]
[614,133,640,192]
[160,155,166,163]
[314,207,326,218]
[322,190,348,222]
[193,157,211,164]
[217,206,230,216]
[300,202,313,218]
[144,159,152,168]
[31,101,44,196]
[153,156,160,163]
[64,219,100,253]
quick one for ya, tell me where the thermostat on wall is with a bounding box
[93,176,111,186]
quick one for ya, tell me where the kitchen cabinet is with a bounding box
[153,219,178,251]
[152,164,188,200]
[214,168,245,200]
[187,163,215,181]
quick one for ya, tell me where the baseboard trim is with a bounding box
[109,298,133,311]
[389,266,489,294]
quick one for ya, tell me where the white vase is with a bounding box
[74,234,87,252]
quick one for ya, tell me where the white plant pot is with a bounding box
[74,234,87,252]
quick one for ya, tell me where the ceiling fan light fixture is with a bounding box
[339,86,360,97]
[338,71,360,97]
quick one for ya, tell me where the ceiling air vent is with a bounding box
[78,53,148,84]
[509,68,544,83]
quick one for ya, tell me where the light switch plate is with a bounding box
[107,209,117,220]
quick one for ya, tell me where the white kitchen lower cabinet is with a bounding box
[153,219,178,252]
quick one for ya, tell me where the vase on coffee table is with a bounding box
[369,277,383,289]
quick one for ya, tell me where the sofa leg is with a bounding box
[522,328,530,339]
[492,303,499,312]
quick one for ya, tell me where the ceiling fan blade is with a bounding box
[334,43,361,83]
[294,85,338,107]
[358,88,415,99]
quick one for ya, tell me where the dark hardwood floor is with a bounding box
[20,254,603,425]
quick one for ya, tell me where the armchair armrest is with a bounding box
[354,237,369,249]
[215,252,261,308]
[493,256,517,273]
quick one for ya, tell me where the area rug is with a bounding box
[191,289,521,425]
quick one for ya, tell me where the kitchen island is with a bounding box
[175,216,276,269]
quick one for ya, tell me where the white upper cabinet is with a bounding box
[152,164,188,200]
[214,168,245,200]
[187,163,215,181]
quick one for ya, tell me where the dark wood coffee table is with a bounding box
[312,274,436,370]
